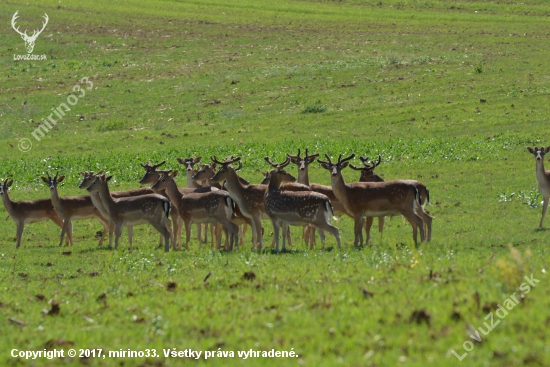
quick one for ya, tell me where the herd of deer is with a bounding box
[0,149,435,252]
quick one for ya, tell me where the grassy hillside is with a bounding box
[1,1,550,366]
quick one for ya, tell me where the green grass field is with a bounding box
[1,0,550,366]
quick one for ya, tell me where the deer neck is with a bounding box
[297,169,309,186]
[89,191,108,218]
[97,183,116,216]
[267,176,282,192]
[49,186,62,211]
[162,179,182,205]
[186,170,200,188]
[1,191,16,218]
[330,172,349,203]
[223,170,245,197]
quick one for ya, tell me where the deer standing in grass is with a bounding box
[0,178,69,248]
[139,160,205,249]
[318,154,427,247]
[41,172,109,247]
[264,158,341,252]
[151,171,239,250]
[87,174,173,252]
[192,162,251,248]
[211,156,269,250]
[527,146,550,228]
[350,154,432,242]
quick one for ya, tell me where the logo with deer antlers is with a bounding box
[11,11,49,54]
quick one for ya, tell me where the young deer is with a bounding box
[527,146,550,228]
[41,172,109,247]
[151,171,239,250]
[0,178,68,248]
[192,162,251,248]
[211,156,268,250]
[349,155,432,242]
[87,175,173,252]
[139,160,204,249]
[318,154,427,247]
[264,158,341,252]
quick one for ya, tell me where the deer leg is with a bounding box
[68,220,75,247]
[127,226,134,250]
[59,220,69,247]
[251,215,263,251]
[96,216,109,247]
[16,220,24,249]
[540,198,549,228]
[271,219,280,253]
[378,217,385,237]
[316,222,341,250]
[114,224,123,251]
[151,220,171,253]
[416,209,432,242]
[184,220,191,250]
[364,216,374,244]
[353,215,364,246]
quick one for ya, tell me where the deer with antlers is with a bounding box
[151,171,239,250]
[527,146,550,228]
[318,154,427,247]
[11,11,49,54]
[264,158,341,252]
[41,172,109,247]
[86,174,173,252]
[0,178,69,248]
[349,154,432,242]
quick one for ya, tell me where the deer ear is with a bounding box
[41,177,49,183]
[58,176,65,183]
[172,170,179,177]
[320,163,330,170]
[195,157,202,164]
[546,146,550,153]
[341,162,350,169]
[106,176,113,182]
[7,180,13,187]
[211,162,217,169]
[527,147,534,154]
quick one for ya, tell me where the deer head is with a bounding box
[12,11,49,54]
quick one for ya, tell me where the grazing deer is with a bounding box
[527,146,550,228]
[0,178,69,248]
[41,172,109,247]
[87,175,173,252]
[151,171,239,250]
[211,156,268,250]
[350,154,432,242]
[264,158,341,252]
[318,154,427,247]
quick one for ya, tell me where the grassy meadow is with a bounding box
[1,0,550,365]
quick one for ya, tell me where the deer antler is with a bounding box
[11,11,26,38]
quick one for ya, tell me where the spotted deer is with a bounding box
[151,171,239,250]
[264,158,341,252]
[210,156,269,250]
[318,154,428,247]
[86,175,173,252]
